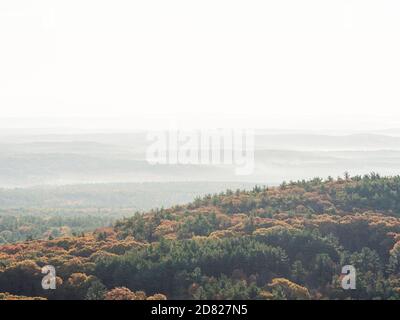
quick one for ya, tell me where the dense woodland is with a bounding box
[0,210,118,244]
[2,174,400,299]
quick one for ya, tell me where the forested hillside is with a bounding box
[2,174,400,300]
[0,182,253,243]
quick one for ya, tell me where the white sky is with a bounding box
[1,1,400,131]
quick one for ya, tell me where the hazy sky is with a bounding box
[1,1,400,130]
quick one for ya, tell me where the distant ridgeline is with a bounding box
[2,173,400,300]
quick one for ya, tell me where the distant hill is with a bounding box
[255,133,400,150]
[1,132,400,187]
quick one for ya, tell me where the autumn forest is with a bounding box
[1,174,400,300]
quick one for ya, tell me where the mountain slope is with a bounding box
[2,174,400,300]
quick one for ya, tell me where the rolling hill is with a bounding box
[2,174,400,300]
